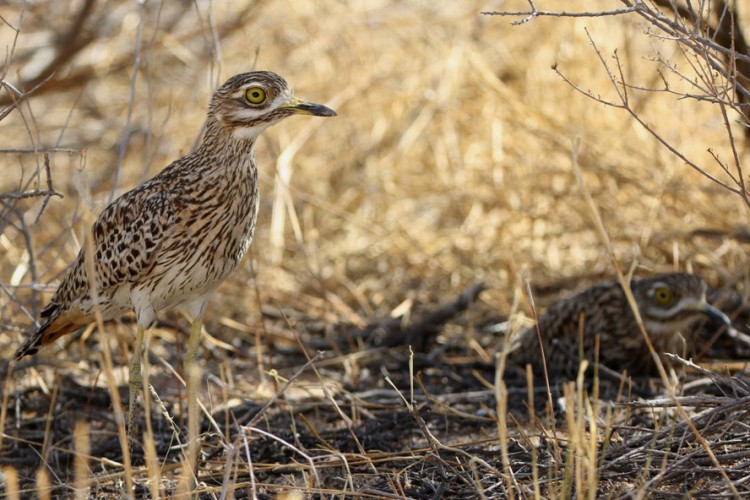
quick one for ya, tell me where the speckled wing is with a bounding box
[14,180,175,359]
[91,183,175,291]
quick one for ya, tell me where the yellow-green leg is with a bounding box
[127,324,146,445]
[185,315,204,491]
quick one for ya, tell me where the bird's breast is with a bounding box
[144,160,260,311]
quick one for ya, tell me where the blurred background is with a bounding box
[1,0,749,358]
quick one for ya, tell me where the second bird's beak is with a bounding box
[686,302,732,326]
[281,96,337,117]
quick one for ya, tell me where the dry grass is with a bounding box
[2,0,750,497]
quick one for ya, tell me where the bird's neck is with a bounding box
[194,117,259,174]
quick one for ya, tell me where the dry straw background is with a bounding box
[2,0,750,497]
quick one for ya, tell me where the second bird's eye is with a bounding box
[245,86,267,104]
[654,286,673,305]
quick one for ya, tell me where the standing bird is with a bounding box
[14,71,336,455]
[511,273,731,376]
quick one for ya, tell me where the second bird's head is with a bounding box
[208,70,336,141]
[631,273,730,336]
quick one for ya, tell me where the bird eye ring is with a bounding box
[245,86,267,104]
[654,286,673,305]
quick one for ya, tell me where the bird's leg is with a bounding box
[185,314,204,490]
[127,323,146,445]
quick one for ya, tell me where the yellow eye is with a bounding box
[654,286,673,305]
[245,86,266,104]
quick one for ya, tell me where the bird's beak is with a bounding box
[280,96,337,117]
[685,302,732,326]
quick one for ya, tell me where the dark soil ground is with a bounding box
[5,283,750,498]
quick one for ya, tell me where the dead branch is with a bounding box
[324,282,486,350]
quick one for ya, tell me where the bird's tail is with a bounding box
[14,312,79,360]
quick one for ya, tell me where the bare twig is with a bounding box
[244,351,324,430]
[482,2,641,26]
[0,189,62,201]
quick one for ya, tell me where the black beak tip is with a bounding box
[298,103,337,117]
[315,105,337,117]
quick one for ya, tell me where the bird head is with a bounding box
[208,71,336,141]
[631,273,730,336]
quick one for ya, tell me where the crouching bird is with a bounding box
[511,273,732,377]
